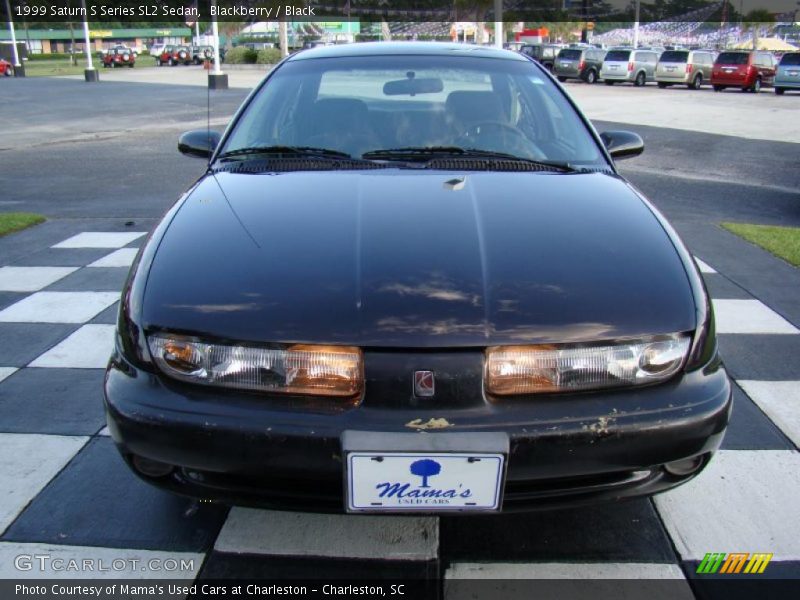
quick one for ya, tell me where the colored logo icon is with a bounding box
[409,459,441,488]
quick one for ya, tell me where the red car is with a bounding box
[102,47,135,69]
[712,50,776,92]
[156,45,192,66]
[0,58,12,77]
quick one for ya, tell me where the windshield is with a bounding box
[660,51,688,63]
[605,50,631,62]
[716,52,748,65]
[780,53,800,66]
[221,55,604,167]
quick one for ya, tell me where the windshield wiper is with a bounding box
[217,145,354,161]
[361,146,574,171]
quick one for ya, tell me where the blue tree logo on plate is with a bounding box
[410,459,441,488]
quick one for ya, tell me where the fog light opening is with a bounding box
[132,455,174,478]
[664,455,704,477]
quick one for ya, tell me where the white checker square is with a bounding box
[29,324,115,369]
[0,368,17,384]
[739,381,800,448]
[52,232,146,249]
[215,508,438,560]
[97,426,110,436]
[655,450,800,561]
[0,267,78,292]
[0,542,203,579]
[87,248,139,268]
[0,291,119,323]
[713,299,799,334]
[694,258,717,274]
[0,433,88,534]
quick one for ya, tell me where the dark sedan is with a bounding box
[104,42,731,514]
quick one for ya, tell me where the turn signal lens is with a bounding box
[485,334,690,395]
[148,335,362,397]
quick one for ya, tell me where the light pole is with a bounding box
[4,0,24,76]
[81,0,98,81]
[208,1,228,89]
[633,0,640,49]
[494,0,503,48]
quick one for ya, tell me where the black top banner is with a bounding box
[1,1,799,24]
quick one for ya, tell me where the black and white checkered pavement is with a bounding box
[0,228,798,594]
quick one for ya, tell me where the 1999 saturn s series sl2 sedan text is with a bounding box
[104,43,731,514]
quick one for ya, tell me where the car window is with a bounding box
[780,53,800,66]
[661,51,688,63]
[605,50,630,62]
[558,49,582,60]
[716,52,748,65]
[223,55,605,166]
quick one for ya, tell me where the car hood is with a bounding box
[142,169,695,347]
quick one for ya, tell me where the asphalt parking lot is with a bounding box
[0,70,799,596]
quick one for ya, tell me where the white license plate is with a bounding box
[561,62,571,67]
[666,66,676,71]
[346,452,504,512]
[789,71,799,77]
[610,65,619,70]
[724,68,735,73]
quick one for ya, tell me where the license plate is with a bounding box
[724,68,735,73]
[610,65,619,70]
[789,71,799,77]
[666,66,676,72]
[561,62,571,67]
[346,452,504,512]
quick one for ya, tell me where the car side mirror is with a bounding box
[178,130,222,159]
[600,130,644,160]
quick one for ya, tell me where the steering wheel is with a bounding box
[457,121,545,160]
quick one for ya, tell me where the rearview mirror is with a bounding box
[600,130,644,160]
[178,130,222,159]
[383,77,444,96]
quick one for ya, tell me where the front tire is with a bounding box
[585,70,597,84]
[657,82,668,89]
[775,87,785,95]
[634,71,646,87]
[713,84,724,92]
[691,74,702,90]
[557,76,567,82]
[605,80,615,86]
[751,77,761,93]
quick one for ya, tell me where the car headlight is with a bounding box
[485,334,691,395]
[148,334,363,397]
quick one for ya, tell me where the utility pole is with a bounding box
[580,0,589,43]
[208,1,228,89]
[633,0,640,48]
[4,0,24,76]
[494,0,503,48]
[80,0,98,82]
[279,21,288,58]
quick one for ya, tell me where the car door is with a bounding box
[645,52,657,80]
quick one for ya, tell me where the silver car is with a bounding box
[601,49,659,86]
[656,49,716,90]
[775,52,800,95]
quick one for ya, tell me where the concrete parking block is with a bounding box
[88,248,139,268]
[0,292,119,324]
[2,438,228,551]
[655,450,800,561]
[0,368,16,384]
[0,541,204,579]
[0,433,87,534]
[0,267,77,292]
[52,232,146,249]
[29,325,115,369]
[215,508,438,561]
[738,381,800,449]
[712,299,799,334]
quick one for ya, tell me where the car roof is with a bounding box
[287,41,528,62]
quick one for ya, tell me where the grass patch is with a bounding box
[23,59,90,77]
[0,213,45,237]
[721,222,800,267]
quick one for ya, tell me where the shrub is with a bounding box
[256,48,281,65]
[224,46,257,64]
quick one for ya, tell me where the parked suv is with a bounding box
[156,45,192,67]
[554,47,606,83]
[191,45,214,64]
[102,46,135,68]
[656,49,715,89]
[711,50,776,92]
[601,48,659,86]
[775,52,800,95]
[520,43,563,71]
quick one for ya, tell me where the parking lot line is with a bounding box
[738,381,800,449]
[712,299,799,334]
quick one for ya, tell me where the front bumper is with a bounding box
[104,353,731,513]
